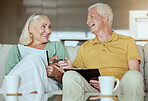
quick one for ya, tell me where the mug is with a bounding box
[101,97,113,101]
[6,96,18,101]
[99,76,119,95]
[5,76,20,94]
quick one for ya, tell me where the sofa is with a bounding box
[0,43,148,93]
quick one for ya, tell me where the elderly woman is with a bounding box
[1,13,70,94]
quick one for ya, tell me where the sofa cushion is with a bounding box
[0,44,2,51]
[143,43,148,92]
[0,44,145,91]
[0,44,13,86]
[65,46,80,64]
[137,45,144,75]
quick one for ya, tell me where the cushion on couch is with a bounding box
[0,44,146,92]
[0,44,13,86]
[143,43,148,92]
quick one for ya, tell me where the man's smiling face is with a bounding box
[87,7,104,35]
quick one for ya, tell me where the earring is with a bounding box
[30,34,33,37]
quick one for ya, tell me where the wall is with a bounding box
[0,0,26,44]
[0,0,148,44]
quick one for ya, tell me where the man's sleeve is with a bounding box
[127,37,141,64]
[72,45,85,68]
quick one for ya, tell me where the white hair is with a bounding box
[88,3,113,26]
[19,13,49,45]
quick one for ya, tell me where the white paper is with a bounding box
[18,44,49,66]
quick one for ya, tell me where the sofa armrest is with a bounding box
[0,44,13,86]
[65,46,80,64]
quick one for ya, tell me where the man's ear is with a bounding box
[103,14,109,22]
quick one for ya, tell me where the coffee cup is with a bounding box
[6,96,18,101]
[101,97,113,101]
[99,76,119,95]
[5,76,20,94]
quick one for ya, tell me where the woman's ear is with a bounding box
[103,14,109,22]
[28,24,33,33]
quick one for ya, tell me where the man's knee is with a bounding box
[124,70,143,79]
[63,71,81,82]
[122,70,143,84]
[121,70,144,95]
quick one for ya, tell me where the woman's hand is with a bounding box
[45,64,64,82]
[58,57,73,70]
[49,55,59,63]
[89,80,100,91]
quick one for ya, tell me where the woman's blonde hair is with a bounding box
[88,3,113,26]
[19,13,49,45]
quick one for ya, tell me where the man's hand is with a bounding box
[89,80,100,90]
[58,57,73,69]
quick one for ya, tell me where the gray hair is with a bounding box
[19,13,49,45]
[88,3,113,26]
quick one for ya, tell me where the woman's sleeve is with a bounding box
[55,41,69,59]
[6,46,21,75]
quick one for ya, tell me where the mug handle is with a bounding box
[113,79,119,92]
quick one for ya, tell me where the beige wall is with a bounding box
[0,0,148,44]
[0,0,27,44]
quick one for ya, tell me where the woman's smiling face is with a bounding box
[29,16,52,44]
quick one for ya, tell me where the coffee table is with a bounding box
[0,91,147,101]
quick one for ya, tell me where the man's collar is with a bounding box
[91,31,119,45]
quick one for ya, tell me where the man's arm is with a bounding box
[128,59,140,72]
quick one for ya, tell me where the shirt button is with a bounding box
[103,49,105,51]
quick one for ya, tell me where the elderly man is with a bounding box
[62,3,144,95]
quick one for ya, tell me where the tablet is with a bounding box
[64,68,100,82]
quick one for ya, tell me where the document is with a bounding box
[64,68,100,82]
[18,44,49,66]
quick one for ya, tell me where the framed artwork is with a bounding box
[129,10,148,40]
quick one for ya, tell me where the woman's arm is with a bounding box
[55,41,69,59]
[6,46,22,75]
[45,64,64,82]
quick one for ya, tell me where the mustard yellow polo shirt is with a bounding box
[73,31,141,80]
